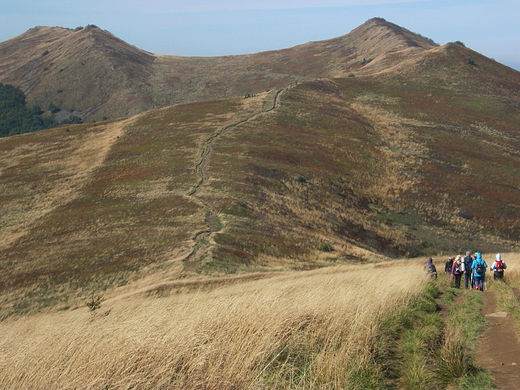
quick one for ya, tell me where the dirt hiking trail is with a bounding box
[183,85,296,270]
[476,289,520,389]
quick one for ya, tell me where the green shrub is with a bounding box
[86,293,105,311]
[0,83,58,137]
[318,244,333,252]
[48,103,60,113]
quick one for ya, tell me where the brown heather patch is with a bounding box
[1,18,520,307]
[339,75,520,230]
[0,120,126,249]
[0,90,286,312]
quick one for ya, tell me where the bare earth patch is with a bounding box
[475,290,520,389]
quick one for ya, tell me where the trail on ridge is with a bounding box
[183,86,293,270]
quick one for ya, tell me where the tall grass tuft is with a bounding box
[437,281,492,389]
[436,329,470,382]
[490,253,520,337]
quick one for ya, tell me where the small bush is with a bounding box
[318,244,333,252]
[48,103,60,113]
[86,293,105,311]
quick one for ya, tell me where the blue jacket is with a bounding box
[471,253,487,277]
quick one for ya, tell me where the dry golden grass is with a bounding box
[0,260,426,389]
[488,253,520,347]
[496,252,520,280]
[0,118,130,249]
[351,99,428,189]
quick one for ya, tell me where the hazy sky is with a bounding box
[2,0,519,71]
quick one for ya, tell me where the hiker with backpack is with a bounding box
[471,252,488,291]
[424,257,437,279]
[463,251,473,289]
[490,253,507,280]
[452,255,464,288]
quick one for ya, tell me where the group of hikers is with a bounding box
[425,252,507,291]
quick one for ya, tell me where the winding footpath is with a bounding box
[189,87,288,198]
[183,86,293,268]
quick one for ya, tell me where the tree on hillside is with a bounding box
[0,83,58,137]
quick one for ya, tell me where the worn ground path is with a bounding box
[183,85,296,269]
[475,289,520,389]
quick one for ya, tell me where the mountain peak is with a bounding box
[365,17,390,25]
[0,18,509,123]
[352,16,437,48]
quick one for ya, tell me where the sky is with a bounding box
[2,0,520,71]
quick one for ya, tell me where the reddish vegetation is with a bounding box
[0,18,519,299]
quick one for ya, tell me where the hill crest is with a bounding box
[0,19,519,307]
[0,18,442,122]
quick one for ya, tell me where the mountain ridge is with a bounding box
[0,18,444,123]
[0,18,519,315]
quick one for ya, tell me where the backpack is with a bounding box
[454,262,462,273]
[495,260,504,272]
[464,257,472,270]
[426,263,437,278]
[475,262,486,276]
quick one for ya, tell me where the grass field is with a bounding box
[2,64,519,295]
[0,260,424,389]
[2,18,520,390]
[2,254,518,389]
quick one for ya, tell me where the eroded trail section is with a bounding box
[475,290,520,389]
[184,87,292,269]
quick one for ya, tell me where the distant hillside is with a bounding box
[0,24,155,123]
[0,18,438,123]
[0,18,520,316]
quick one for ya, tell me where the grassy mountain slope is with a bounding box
[0,18,437,122]
[201,75,520,272]
[0,18,519,315]
[1,56,519,289]
[0,94,272,292]
[0,24,155,122]
[0,260,430,388]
